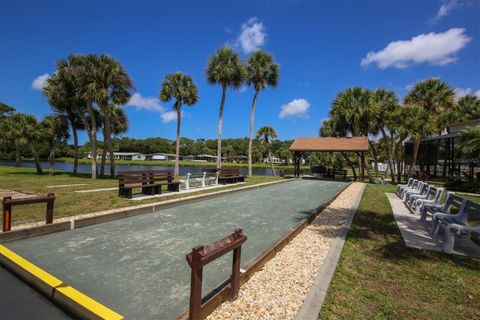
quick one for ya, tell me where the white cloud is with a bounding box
[279,99,310,119]
[454,87,480,100]
[237,17,266,54]
[127,93,165,113]
[127,92,180,123]
[161,111,178,123]
[429,0,461,24]
[361,28,471,69]
[32,73,50,90]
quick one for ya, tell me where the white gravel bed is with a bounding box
[206,182,364,320]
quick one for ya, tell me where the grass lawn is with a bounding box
[320,184,480,320]
[0,166,283,227]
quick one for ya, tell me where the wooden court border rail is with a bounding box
[0,244,124,320]
[2,193,56,232]
[176,180,352,320]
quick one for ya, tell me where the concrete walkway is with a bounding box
[386,193,480,258]
[386,193,443,251]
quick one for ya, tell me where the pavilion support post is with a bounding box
[360,152,365,182]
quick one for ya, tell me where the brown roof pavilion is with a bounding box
[289,137,369,152]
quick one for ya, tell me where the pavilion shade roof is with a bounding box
[289,137,369,152]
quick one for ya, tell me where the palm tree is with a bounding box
[92,54,133,178]
[41,115,70,175]
[43,73,85,176]
[256,126,278,176]
[47,55,99,179]
[2,113,43,174]
[159,72,199,176]
[405,79,455,177]
[372,89,400,182]
[390,105,432,180]
[206,47,245,169]
[330,87,373,181]
[245,50,279,176]
[458,125,480,181]
[456,95,480,121]
[0,103,15,118]
[99,106,129,177]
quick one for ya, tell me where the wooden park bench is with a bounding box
[219,168,245,184]
[323,168,347,180]
[202,168,245,184]
[118,170,180,199]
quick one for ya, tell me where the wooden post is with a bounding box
[2,196,12,232]
[230,228,242,299]
[189,246,204,320]
[360,152,365,182]
[46,193,55,224]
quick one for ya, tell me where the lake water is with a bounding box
[0,160,295,176]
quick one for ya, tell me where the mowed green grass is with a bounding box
[0,166,282,227]
[320,184,480,320]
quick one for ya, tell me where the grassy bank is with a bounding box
[58,157,309,169]
[0,166,283,227]
[320,184,480,319]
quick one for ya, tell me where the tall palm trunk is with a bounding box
[103,111,115,178]
[100,138,107,178]
[175,103,181,177]
[368,140,379,175]
[15,139,21,167]
[395,139,404,182]
[29,143,43,175]
[342,153,357,181]
[217,85,227,169]
[268,148,275,176]
[49,149,55,176]
[248,89,259,177]
[380,127,396,182]
[87,101,97,179]
[407,139,421,178]
[71,124,79,176]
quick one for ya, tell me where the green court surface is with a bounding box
[4,179,348,319]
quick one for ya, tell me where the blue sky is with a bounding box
[1,0,479,144]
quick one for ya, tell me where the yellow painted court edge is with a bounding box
[0,244,124,320]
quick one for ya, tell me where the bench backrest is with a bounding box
[118,170,175,187]
[419,183,429,195]
[406,178,413,187]
[424,186,435,199]
[410,180,419,189]
[442,193,464,213]
[465,200,480,222]
[202,168,218,173]
[432,188,443,204]
[219,168,241,177]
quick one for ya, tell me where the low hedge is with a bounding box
[444,180,480,194]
